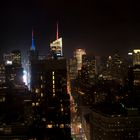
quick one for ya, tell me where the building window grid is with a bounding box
[52,71,55,96]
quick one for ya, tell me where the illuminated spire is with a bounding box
[31,29,35,50]
[56,22,59,40]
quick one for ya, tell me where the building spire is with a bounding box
[31,29,35,50]
[56,22,59,40]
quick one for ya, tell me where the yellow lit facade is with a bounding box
[50,38,63,57]
[133,49,140,66]
[74,49,86,70]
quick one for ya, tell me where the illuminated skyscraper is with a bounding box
[29,29,38,61]
[27,29,39,89]
[11,50,21,66]
[82,55,96,79]
[3,53,13,65]
[133,49,140,66]
[68,58,78,81]
[126,49,140,86]
[131,49,140,86]
[3,50,23,84]
[50,23,63,59]
[74,49,86,70]
[3,50,21,66]
[31,29,35,50]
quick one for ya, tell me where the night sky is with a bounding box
[0,0,140,58]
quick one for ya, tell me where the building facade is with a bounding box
[133,49,140,66]
[30,59,71,138]
[74,49,86,71]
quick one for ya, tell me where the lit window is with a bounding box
[41,85,43,88]
[35,89,39,93]
[32,103,35,106]
[47,124,53,128]
[40,76,43,80]
[42,118,46,122]
[41,93,43,97]
[60,124,64,128]
[52,76,55,80]
[53,80,55,84]
[52,71,55,75]
[3,97,5,102]
[36,102,39,106]
[61,107,64,112]
[0,97,5,102]
[53,89,55,93]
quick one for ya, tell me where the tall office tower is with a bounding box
[0,63,5,84]
[111,51,122,79]
[5,65,23,83]
[3,53,13,65]
[133,49,140,66]
[30,59,71,139]
[133,65,140,86]
[29,29,39,61]
[4,50,23,84]
[102,51,127,82]
[11,50,21,66]
[74,49,86,71]
[3,50,22,66]
[50,23,63,59]
[27,29,39,89]
[127,49,140,86]
[68,58,78,81]
[82,55,96,78]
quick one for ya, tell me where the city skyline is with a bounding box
[0,0,140,58]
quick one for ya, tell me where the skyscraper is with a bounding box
[82,55,96,78]
[27,29,39,89]
[127,49,140,86]
[31,29,35,50]
[68,58,78,81]
[4,50,23,84]
[74,49,86,71]
[50,23,63,59]
[133,49,140,66]
[11,50,22,66]
[29,29,39,62]
[30,59,71,139]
